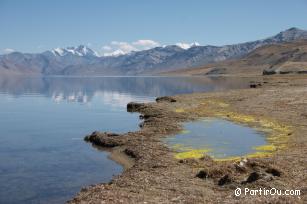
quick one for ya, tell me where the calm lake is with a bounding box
[0,76,255,204]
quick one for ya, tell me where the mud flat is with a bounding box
[69,76,307,203]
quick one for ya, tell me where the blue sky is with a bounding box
[1,0,307,55]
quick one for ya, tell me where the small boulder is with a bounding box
[127,102,145,112]
[250,83,262,88]
[196,170,208,179]
[266,167,281,177]
[156,96,176,103]
[124,148,137,158]
[244,171,260,184]
[218,174,232,186]
[84,131,122,147]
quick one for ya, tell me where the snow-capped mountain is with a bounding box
[1,27,307,75]
[51,45,99,57]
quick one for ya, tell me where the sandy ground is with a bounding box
[68,75,307,204]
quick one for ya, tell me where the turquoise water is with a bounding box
[165,118,267,158]
[0,76,254,204]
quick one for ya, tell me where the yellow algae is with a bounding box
[212,151,274,162]
[174,149,212,160]
[175,108,185,113]
[213,156,242,162]
[253,144,276,152]
[170,98,292,161]
[172,144,201,152]
[245,151,273,158]
[213,112,291,152]
[215,101,229,108]
[226,112,257,123]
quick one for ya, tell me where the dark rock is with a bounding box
[106,133,120,137]
[139,122,144,128]
[139,114,158,120]
[244,172,260,183]
[124,148,137,158]
[263,69,276,75]
[152,164,167,168]
[84,132,122,147]
[127,102,145,112]
[156,96,176,103]
[250,83,262,88]
[250,84,257,88]
[196,170,208,179]
[218,174,232,186]
[266,168,281,177]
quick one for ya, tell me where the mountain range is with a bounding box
[1,27,307,76]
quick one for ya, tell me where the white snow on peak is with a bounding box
[52,48,65,56]
[176,42,200,49]
[51,45,100,57]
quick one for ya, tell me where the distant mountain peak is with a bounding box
[264,27,307,43]
[280,27,306,35]
[51,45,100,57]
[286,27,302,31]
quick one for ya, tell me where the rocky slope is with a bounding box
[164,40,307,76]
[1,28,307,75]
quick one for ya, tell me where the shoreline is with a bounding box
[69,75,306,203]
[90,145,135,170]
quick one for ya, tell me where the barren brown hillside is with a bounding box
[163,40,307,76]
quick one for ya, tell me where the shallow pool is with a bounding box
[165,118,270,159]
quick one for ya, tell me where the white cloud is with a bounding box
[3,48,15,54]
[104,49,126,56]
[102,45,112,51]
[132,40,160,48]
[110,41,136,53]
[100,40,200,56]
[176,42,200,49]
[101,39,160,56]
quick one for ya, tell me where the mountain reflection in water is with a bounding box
[0,76,258,204]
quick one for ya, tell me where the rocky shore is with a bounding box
[69,76,306,204]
